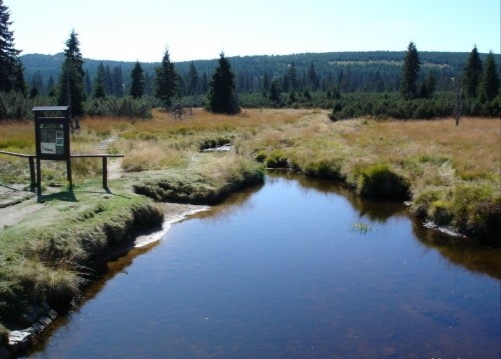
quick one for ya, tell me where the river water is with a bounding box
[28,174,500,358]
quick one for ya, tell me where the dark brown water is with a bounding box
[28,174,501,358]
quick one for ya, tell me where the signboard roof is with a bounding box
[32,106,69,112]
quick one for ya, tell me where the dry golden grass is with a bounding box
[0,120,34,152]
[1,110,499,238]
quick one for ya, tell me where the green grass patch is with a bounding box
[0,179,164,324]
[133,154,265,204]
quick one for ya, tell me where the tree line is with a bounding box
[1,0,499,121]
[0,1,239,120]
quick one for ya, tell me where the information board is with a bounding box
[39,123,65,155]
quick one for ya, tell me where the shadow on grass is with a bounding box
[37,190,77,203]
[81,187,132,199]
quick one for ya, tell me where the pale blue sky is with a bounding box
[7,0,501,62]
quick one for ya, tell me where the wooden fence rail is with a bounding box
[0,151,123,190]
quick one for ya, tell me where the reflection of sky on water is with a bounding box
[30,174,501,359]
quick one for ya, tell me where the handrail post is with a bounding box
[102,156,108,188]
[29,156,36,190]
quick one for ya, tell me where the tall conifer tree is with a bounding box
[478,52,499,102]
[0,0,24,93]
[130,61,145,99]
[208,53,240,114]
[58,30,85,116]
[92,62,106,99]
[154,49,178,107]
[400,42,421,99]
[463,46,483,99]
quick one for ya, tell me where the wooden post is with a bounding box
[102,156,108,188]
[36,158,42,196]
[67,157,73,190]
[29,156,36,189]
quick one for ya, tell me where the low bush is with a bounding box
[84,96,153,119]
[353,163,411,200]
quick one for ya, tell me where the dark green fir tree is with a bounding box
[154,49,179,108]
[207,53,240,114]
[463,46,483,99]
[92,62,107,99]
[478,52,500,102]
[130,61,145,99]
[58,30,86,116]
[400,42,421,99]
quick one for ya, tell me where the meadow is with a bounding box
[0,109,500,341]
[1,109,500,239]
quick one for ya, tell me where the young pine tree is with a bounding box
[208,53,240,115]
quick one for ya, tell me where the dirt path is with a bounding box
[0,185,42,228]
[0,136,209,231]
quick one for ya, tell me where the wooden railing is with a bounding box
[0,150,37,188]
[0,151,123,190]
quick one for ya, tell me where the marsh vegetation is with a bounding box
[0,108,500,348]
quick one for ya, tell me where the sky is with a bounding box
[6,0,501,63]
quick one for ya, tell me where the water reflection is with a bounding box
[269,170,407,222]
[412,220,501,280]
[28,173,500,359]
[274,171,501,279]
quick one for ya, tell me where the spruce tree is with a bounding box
[92,62,106,99]
[400,42,421,99]
[478,52,499,102]
[58,30,85,116]
[269,79,281,106]
[207,53,240,114]
[130,61,145,99]
[0,0,23,93]
[112,66,124,96]
[308,63,319,91]
[186,62,199,95]
[463,46,483,98]
[288,62,299,91]
[154,49,178,108]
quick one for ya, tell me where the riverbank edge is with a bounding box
[0,205,210,359]
[0,166,265,358]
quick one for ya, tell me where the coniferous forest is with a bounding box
[0,0,500,120]
[6,47,500,120]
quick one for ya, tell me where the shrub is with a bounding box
[84,96,153,118]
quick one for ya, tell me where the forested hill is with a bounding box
[20,51,496,95]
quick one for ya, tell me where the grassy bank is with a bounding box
[1,109,499,244]
[0,108,499,342]
[0,180,162,325]
[0,115,265,341]
[236,112,500,243]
